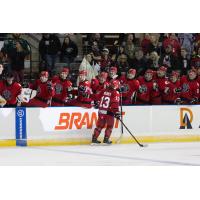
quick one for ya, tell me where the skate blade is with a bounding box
[90,143,101,146]
[91,143,112,146]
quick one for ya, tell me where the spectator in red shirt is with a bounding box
[162,33,181,57]
[141,33,151,55]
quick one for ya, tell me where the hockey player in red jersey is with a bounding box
[153,66,169,104]
[92,79,120,144]
[162,71,182,104]
[67,70,93,108]
[118,68,140,105]
[107,66,119,81]
[180,68,199,104]
[51,67,73,106]
[91,71,109,102]
[136,69,159,105]
[0,72,22,107]
[25,71,55,107]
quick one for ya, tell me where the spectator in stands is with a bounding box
[178,48,191,75]
[78,53,98,83]
[132,48,147,76]
[124,34,136,63]
[1,33,30,83]
[0,63,4,80]
[88,33,105,51]
[148,35,162,55]
[159,44,179,73]
[141,33,151,55]
[61,35,78,66]
[39,34,61,76]
[146,51,160,71]
[116,53,130,76]
[90,41,101,64]
[191,46,200,68]
[111,44,127,65]
[162,33,181,57]
[178,33,194,58]
[99,48,111,72]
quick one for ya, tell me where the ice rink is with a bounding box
[0,142,200,165]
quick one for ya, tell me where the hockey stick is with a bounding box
[116,91,124,143]
[117,117,147,147]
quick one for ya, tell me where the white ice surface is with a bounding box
[0,142,200,165]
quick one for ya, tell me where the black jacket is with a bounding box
[39,34,61,56]
[61,40,78,59]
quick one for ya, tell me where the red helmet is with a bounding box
[62,67,69,73]
[128,68,136,75]
[145,69,154,81]
[99,71,108,79]
[110,79,120,90]
[171,71,179,77]
[188,68,197,80]
[79,70,87,76]
[84,80,91,87]
[159,66,167,72]
[110,66,117,73]
[40,71,49,77]
[145,69,154,74]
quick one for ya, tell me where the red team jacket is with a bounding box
[180,75,199,103]
[162,80,181,104]
[91,78,109,102]
[51,76,72,105]
[137,76,160,104]
[30,79,55,101]
[0,80,22,106]
[118,75,140,105]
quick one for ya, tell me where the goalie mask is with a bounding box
[170,71,179,83]
[79,70,87,82]
[144,69,153,81]
[109,66,117,78]
[99,72,108,84]
[127,69,136,79]
[60,67,69,80]
[40,71,49,83]
[188,69,197,80]
[157,66,167,78]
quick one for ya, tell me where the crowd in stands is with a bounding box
[0,33,200,107]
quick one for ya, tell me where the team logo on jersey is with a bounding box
[55,83,63,94]
[182,83,189,92]
[179,108,193,129]
[139,85,147,93]
[123,84,129,92]
[2,90,12,100]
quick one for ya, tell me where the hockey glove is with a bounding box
[114,112,121,120]
[190,97,198,104]
[94,101,99,109]
[79,85,86,92]
[174,98,182,105]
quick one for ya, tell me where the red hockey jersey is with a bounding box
[0,80,22,105]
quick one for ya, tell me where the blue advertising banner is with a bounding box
[15,107,27,146]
